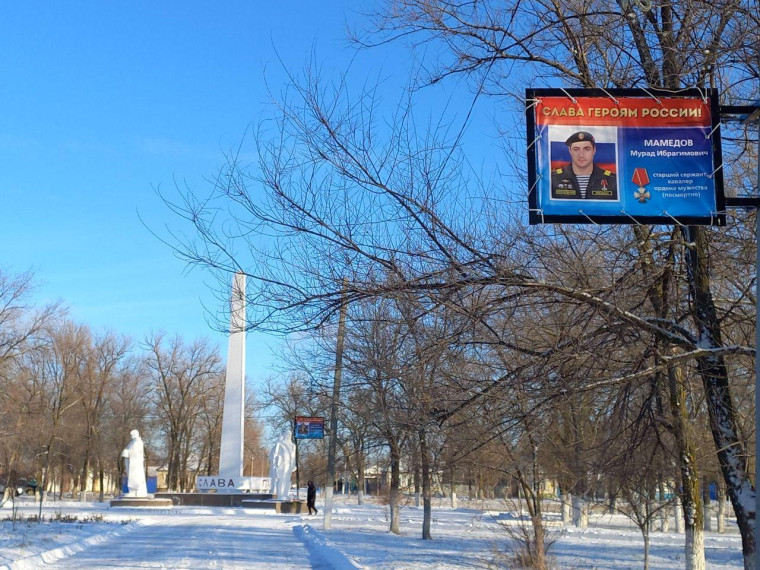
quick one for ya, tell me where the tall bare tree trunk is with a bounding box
[58,455,65,500]
[643,499,652,570]
[572,495,588,529]
[413,444,421,507]
[717,482,726,534]
[80,455,90,501]
[703,480,713,532]
[518,476,547,570]
[683,226,755,569]
[324,284,347,530]
[561,492,573,526]
[674,496,684,534]
[357,463,365,506]
[389,440,401,534]
[419,429,432,540]
[668,360,705,569]
[659,480,670,533]
[450,465,457,509]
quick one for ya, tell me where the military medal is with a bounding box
[632,168,651,203]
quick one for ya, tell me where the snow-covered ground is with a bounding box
[0,494,743,569]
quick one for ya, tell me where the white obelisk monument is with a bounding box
[218,272,246,486]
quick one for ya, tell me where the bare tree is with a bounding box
[360,2,758,565]
[0,269,61,504]
[196,372,225,477]
[144,334,223,491]
[0,269,59,370]
[344,300,414,534]
[76,331,131,500]
[27,321,88,512]
[158,2,758,565]
[107,356,153,494]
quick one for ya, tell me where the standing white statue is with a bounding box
[121,429,148,498]
[268,430,296,499]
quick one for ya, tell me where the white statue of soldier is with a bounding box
[121,429,148,498]
[268,430,296,499]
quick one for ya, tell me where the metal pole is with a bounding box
[324,283,348,530]
[723,104,760,567]
[754,116,760,570]
[295,436,300,501]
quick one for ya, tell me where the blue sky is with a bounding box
[0,1,370,386]
[0,2,512,393]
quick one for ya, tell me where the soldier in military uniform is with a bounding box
[550,131,617,200]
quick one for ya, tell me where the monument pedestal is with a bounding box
[110,496,173,508]
[242,499,306,514]
[151,492,304,512]
[154,492,274,507]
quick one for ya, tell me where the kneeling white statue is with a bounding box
[121,429,148,498]
[268,430,296,499]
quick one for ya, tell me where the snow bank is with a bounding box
[5,520,142,570]
[294,523,362,569]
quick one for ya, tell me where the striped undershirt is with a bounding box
[576,175,590,198]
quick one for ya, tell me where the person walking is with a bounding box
[307,481,318,515]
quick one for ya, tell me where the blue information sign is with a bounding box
[294,416,325,439]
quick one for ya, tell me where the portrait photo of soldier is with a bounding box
[550,131,618,200]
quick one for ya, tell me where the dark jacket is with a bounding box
[550,164,617,200]
[307,482,316,504]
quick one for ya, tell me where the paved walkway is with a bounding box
[52,510,329,569]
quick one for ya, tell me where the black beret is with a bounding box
[565,131,596,146]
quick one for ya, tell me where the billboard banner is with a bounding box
[526,88,725,225]
[294,416,325,440]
